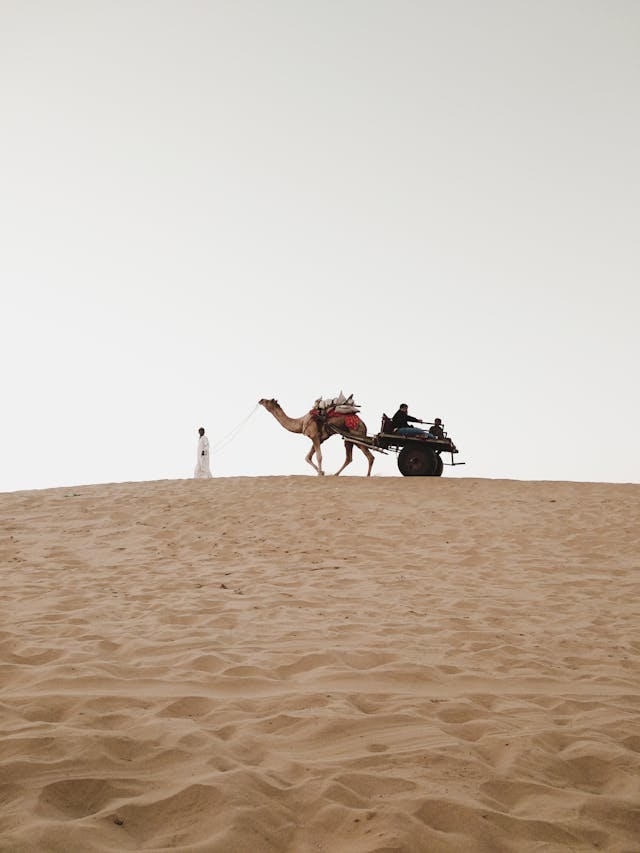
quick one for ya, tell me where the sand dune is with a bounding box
[1,476,639,852]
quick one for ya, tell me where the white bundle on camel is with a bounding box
[314,391,360,415]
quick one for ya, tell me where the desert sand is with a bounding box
[1,476,639,852]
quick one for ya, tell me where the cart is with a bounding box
[375,434,460,478]
[327,414,464,476]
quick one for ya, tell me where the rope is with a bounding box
[210,404,259,455]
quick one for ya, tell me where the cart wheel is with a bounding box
[434,454,444,477]
[398,445,437,476]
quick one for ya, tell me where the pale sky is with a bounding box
[2,1,639,491]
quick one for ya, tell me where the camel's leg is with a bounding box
[305,437,324,475]
[359,445,375,476]
[334,441,354,476]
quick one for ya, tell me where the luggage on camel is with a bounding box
[313,391,360,415]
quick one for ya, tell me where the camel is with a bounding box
[258,398,374,476]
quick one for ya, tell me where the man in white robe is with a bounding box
[194,427,213,478]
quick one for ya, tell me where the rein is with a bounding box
[210,404,259,455]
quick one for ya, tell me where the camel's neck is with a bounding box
[268,406,305,434]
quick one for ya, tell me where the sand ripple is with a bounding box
[1,477,639,851]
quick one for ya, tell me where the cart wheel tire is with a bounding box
[434,454,444,476]
[398,445,437,476]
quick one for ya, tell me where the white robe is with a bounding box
[194,435,213,478]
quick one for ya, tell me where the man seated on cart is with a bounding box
[430,418,445,440]
[392,403,432,438]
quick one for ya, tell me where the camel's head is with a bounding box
[258,398,279,412]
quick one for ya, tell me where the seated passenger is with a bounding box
[392,403,430,437]
[429,418,445,440]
